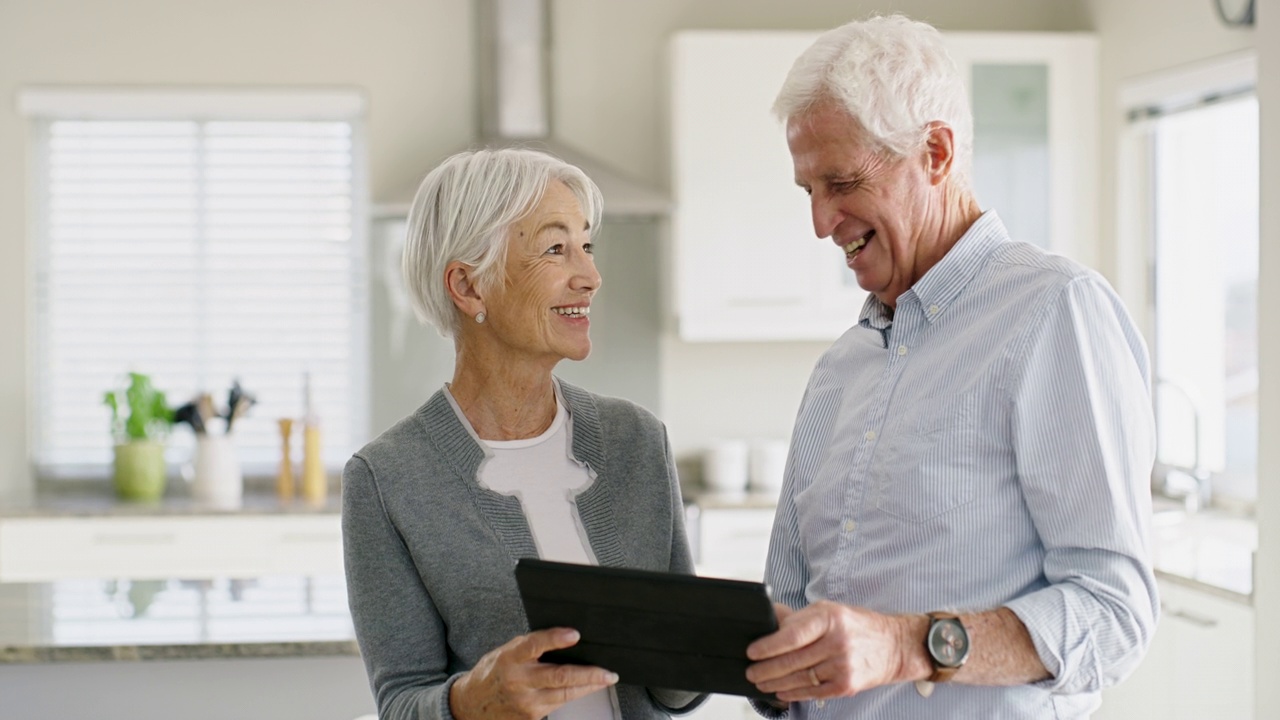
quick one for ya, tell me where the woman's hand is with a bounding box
[449,628,619,720]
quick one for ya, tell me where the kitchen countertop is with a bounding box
[1149,503,1256,604]
[687,490,1257,604]
[0,481,341,518]
[0,573,356,664]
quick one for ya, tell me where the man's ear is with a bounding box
[922,121,956,187]
[444,261,486,319]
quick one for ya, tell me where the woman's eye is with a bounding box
[545,244,564,255]
[583,243,594,255]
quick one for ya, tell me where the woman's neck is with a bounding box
[449,345,558,441]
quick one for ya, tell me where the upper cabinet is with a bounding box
[669,31,1098,342]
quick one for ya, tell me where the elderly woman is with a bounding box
[342,148,704,720]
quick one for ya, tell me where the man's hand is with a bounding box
[745,601,929,702]
[449,628,619,720]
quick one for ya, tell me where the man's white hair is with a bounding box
[773,15,973,190]
[402,148,603,338]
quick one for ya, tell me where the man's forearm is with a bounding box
[897,607,1050,687]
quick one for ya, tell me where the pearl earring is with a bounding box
[475,311,486,324]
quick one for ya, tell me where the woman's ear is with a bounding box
[922,121,956,187]
[444,261,485,319]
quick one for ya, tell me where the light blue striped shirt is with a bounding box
[760,212,1158,719]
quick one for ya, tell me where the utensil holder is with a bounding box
[193,434,243,508]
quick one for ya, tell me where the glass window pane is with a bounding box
[971,63,1051,248]
[1153,96,1258,502]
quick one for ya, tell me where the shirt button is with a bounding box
[816,700,826,708]
[897,345,908,356]
[844,519,856,532]
[929,304,940,315]
[865,430,876,441]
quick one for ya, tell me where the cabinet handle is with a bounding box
[93,532,176,546]
[1163,605,1218,628]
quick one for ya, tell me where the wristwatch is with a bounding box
[924,611,971,683]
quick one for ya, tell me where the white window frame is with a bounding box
[20,88,371,480]
[1115,52,1258,508]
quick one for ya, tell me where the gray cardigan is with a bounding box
[342,379,706,720]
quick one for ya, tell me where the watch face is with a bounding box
[927,618,971,668]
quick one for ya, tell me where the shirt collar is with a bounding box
[857,209,1010,330]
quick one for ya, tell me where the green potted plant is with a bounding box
[103,372,173,501]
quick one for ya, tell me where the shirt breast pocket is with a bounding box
[874,392,978,523]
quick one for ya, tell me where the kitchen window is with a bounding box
[21,90,370,479]
[1118,54,1258,508]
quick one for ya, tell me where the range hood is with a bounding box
[375,0,669,219]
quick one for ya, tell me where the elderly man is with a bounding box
[744,15,1158,719]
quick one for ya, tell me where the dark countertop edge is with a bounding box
[0,639,360,664]
[1154,569,1252,606]
[0,484,342,518]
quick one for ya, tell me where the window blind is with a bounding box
[31,110,369,479]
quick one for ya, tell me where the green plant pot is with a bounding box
[113,442,167,501]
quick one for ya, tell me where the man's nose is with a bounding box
[811,195,841,239]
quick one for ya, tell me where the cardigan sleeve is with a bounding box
[343,454,462,720]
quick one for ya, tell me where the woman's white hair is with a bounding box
[402,147,603,338]
[773,15,973,190]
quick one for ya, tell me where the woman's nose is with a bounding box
[571,249,601,292]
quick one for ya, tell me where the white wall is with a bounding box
[1255,1,1278,716]
[0,0,1090,495]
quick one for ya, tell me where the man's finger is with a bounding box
[746,637,831,686]
[773,603,794,623]
[747,606,828,661]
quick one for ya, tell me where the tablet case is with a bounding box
[514,558,779,699]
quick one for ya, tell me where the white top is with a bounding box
[446,382,618,720]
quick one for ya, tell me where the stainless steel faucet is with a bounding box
[1153,377,1212,512]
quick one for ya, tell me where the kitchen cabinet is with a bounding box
[695,506,776,582]
[0,514,343,582]
[669,31,1098,341]
[688,505,776,720]
[1094,578,1254,719]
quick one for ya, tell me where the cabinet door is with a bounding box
[0,515,343,582]
[670,31,860,342]
[944,33,1098,268]
[669,31,1098,342]
[1095,579,1255,719]
[695,507,776,582]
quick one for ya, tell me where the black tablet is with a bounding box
[514,558,779,699]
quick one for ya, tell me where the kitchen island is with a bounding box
[0,572,374,720]
[0,484,374,720]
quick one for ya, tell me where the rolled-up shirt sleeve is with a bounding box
[1002,274,1159,695]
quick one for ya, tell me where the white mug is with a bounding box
[749,439,789,495]
[704,439,750,495]
[192,434,243,508]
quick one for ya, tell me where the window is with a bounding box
[22,90,369,479]
[1150,96,1258,504]
[1119,54,1258,507]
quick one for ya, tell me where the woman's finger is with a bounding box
[531,678,619,712]
[511,627,581,662]
[529,661,619,690]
